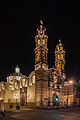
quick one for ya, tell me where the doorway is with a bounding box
[53,94,59,106]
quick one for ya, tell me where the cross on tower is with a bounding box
[40,20,43,25]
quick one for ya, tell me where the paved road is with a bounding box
[0,109,80,120]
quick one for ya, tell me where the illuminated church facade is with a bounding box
[0,21,70,107]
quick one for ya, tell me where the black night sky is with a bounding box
[0,1,80,82]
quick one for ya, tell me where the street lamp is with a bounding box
[56,98,59,101]
[69,80,73,84]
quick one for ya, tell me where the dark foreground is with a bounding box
[0,109,80,120]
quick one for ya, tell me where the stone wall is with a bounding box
[27,84,35,103]
[4,89,20,103]
[35,69,48,107]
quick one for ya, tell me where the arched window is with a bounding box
[43,30,45,34]
[38,40,40,45]
[58,55,60,59]
[61,54,63,59]
[62,64,64,71]
[61,46,63,50]
[58,46,59,50]
[57,64,59,70]
[43,40,45,45]
[32,75,35,84]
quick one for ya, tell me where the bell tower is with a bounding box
[34,21,48,70]
[55,40,66,72]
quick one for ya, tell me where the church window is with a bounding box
[1,84,4,90]
[61,54,63,59]
[43,40,45,45]
[62,64,64,71]
[43,51,45,55]
[32,75,35,84]
[37,51,40,60]
[38,40,40,45]
[25,80,27,87]
[43,30,45,34]
[38,51,40,55]
[22,79,25,87]
[57,64,59,70]
[43,51,46,60]
[9,85,14,90]
[54,84,57,88]
[35,51,40,61]
[61,46,63,50]
[58,47,59,50]
[54,76,57,83]
[58,55,60,59]
[15,82,18,89]
[29,78,32,86]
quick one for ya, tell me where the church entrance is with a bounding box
[53,94,60,106]
[20,94,25,106]
[20,87,27,106]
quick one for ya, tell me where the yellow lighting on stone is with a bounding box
[38,40,40,45]
[58,55,60,59]
[43,40,45,45]
[29,83,32,86]
[22,79,25,86]
[32,75,35,84]
[0,98,3,100]
[43,51,45,54]
[57,64,59,70]
[14,94,19,99]
[43,30,45,34]
[61,54,63,59]
[58,47,59,50]
[15,82,18,89]
[61,46,63,50]
[62,64,64,70]
[36,51,40,61]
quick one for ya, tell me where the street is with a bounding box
[0,109,80,120]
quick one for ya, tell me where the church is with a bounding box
[0,21,67,107]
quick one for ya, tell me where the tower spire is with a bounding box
[34,21,48,70]
[55,39,65,72]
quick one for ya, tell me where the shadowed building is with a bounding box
[63,79,80,106]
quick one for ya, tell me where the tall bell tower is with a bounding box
[55,40,66,72]
[34,21,48,70]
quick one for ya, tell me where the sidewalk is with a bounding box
[4,106,80,112]
[5,106,33,112]
[59,107,80,111]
